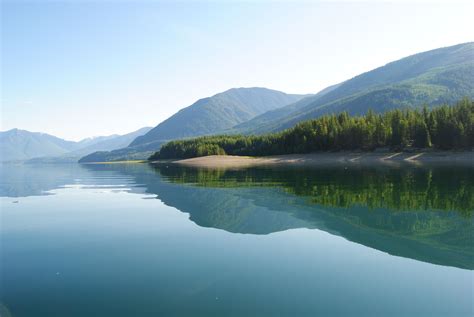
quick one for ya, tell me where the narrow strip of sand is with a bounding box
[151,151,473,168]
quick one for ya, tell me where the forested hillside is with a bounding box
[235,42,474,134]
[150,98,473,160]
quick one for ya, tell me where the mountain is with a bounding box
[80,43,473,163]
[80,88,306,162]
[69,127,152,156]
[0,129,78,162]
[75,135,120,149]
[28,126,153,163]
[235,42,474,134]
[0,127,151,162]
[130,87,306,147]
[232,83,341,133]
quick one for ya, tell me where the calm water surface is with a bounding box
[0,163,473,317]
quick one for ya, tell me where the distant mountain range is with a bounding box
[0,127,151,162]
[0,129,78,162]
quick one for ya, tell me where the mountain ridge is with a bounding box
[233,42,474,134]
[130,87,306,147]
[0,127,152,162]
[79,87,306,162]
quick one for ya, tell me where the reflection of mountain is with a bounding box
[1,163,472,269]
[80,163,474,269]
[0,163,81,197]
[145,165,474,270]
[0,163,144,197]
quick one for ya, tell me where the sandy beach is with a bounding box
[152,151,474,168]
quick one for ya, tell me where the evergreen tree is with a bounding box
[149,99,474,160]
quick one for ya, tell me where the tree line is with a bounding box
[149,98,474,160]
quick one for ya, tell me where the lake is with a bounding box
[0,163,473,316]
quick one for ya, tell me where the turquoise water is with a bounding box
[0,163,473,316]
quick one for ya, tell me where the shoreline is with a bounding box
[79,160,147,164]
[151,151,474,168]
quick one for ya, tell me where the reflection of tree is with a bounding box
[151,164,474,269]
[8,163,469,269]
[156,165,474,216]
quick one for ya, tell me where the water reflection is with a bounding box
[1,162,473,269]
[156,165,474,214]
[148,164,474,270]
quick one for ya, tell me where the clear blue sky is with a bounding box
[2,0,473,140]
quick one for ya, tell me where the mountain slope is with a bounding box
[80,88,305,162]
[0,129,78,161]
[1,127,152,162]
[75,135,120,149]
[236,42,474,134]
[232,83,341,133]
[69,127,152,156]
[130,87,305,147]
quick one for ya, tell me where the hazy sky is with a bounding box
[1,0,473,140]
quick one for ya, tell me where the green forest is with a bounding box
[150,98,474,160]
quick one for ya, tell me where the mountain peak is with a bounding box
[129,87,306,148]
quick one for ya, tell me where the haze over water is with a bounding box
[0,163,473,316]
